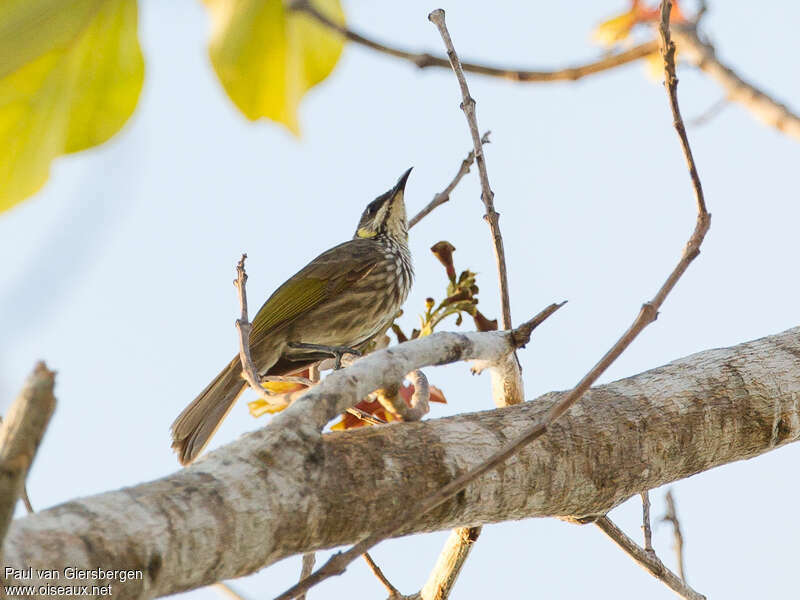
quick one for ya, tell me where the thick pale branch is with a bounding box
[418,526,481,600]
[4,327,800,599]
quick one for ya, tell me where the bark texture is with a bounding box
[4,327,800,599]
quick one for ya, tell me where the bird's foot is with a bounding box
[287,342,362,370]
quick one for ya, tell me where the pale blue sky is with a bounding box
[2,1,800,598]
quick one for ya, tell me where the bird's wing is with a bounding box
[249,240,379,341]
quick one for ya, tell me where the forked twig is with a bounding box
[408,132,490,229]
[595,517,704,600]
[428,9,511,331]
[592,3,709,598]
[273,0,710,595]
[234,255,280,407]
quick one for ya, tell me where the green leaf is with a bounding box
[203,0,345,134]
[0,0,144,213]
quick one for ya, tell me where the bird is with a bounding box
[171,168,414,465]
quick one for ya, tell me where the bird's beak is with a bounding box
[390,167,413,200]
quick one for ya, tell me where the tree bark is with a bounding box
[4,327,800,599]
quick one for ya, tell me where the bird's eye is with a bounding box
[367,203,378,215]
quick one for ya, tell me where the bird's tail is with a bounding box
[171,355,246,465]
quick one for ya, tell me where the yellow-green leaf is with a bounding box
[203,0,345,134]
[0,0,144,213]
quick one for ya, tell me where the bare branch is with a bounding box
[0,362,56,555]
[662,489,687,582]
[277,0,712,594]
[428,7,521,415]
[6,328,800,599]
[292,0,657,82]
[428,9,512,332]
[595,517,705,600]
[640,491,654,554]
[294,0,800,142]
[674,26,800,141]
[408,132,490,229]
[233,254,282,410]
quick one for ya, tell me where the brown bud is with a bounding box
[391,323,408,343]
[473,309,498,332]
[431,241,457,282]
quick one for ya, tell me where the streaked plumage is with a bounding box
[171,169,414,465]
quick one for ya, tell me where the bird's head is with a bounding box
[355,168,412,242]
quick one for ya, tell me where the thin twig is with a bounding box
[273,0,711,594]
[640,491,654,553]
[0,362,56,559]
[659,18,707,217]
[292,0,657,82]
[363,552,401,598]
[234,255,283,410]
[595,517,705,600]
[408,132,490,229]
[662,489,687,582]
[687,95,729,128]
[298,553,316,600]
[428,9,511,331]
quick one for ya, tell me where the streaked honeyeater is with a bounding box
[171,168,414,464]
